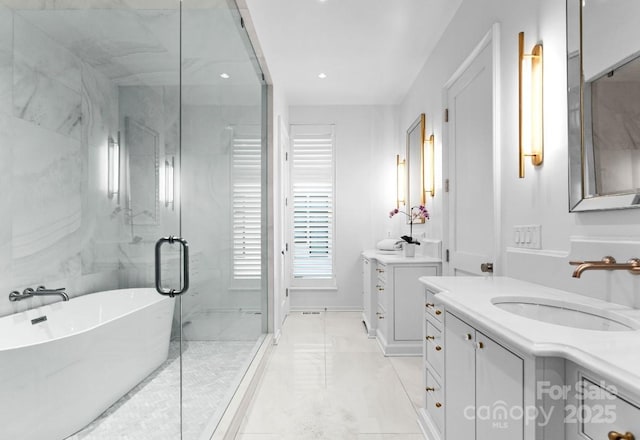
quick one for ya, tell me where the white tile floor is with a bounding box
[236,311,425,440]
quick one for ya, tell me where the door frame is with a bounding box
[442,23,502,276]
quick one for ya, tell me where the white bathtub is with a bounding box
[0,288,175,440]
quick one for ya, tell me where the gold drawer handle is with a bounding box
[464,333,473,340]
[376,268,385,273]
[476,342,484,349]
[435,309,442,315]
[426,336,435,341]
[425,303,434,308]
[609,432,635,440]
[426,387,435,392]
[378,315,384,319]
[435,402,442,408]
[435,345,442,351]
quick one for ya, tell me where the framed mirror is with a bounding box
[405,113,426,221]
[125,117,160,225]
[567,0,640,211]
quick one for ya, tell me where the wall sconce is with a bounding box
[108,133,120,199]
[164,156,175,210]
[518,31,543,178]
[423,133,435,197]
[396,154,406,208]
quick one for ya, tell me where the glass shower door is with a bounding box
[176,1,267,438]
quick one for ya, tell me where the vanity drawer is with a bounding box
[425,319,444,378]
[376,263,387,283]
[375,305,387,337]
[425,368,444,434]
[425,289,444,323]
[580,377,640,440]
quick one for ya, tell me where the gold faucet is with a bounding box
[570,256,640,278]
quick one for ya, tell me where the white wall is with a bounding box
[288,105,399,310]
[397,0,640,307]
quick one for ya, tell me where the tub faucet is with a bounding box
[9,286,69,302]
[570,256,640,278]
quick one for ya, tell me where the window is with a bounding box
[231,131,262,282]
[289,125,335,286]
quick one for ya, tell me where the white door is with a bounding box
[444,25,501,276]
[278,116,290,327]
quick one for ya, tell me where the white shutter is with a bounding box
[290,125,335,284]
[232,133,261,281]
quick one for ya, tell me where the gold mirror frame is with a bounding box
[405,113,426,223]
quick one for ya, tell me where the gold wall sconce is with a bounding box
[423,133,435,197]
[396,154,406,208]
[518,31,543,178]
[107,133,120,199]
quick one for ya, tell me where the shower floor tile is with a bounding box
[67,339,261,440]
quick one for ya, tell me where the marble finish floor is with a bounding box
[67,337,263,440]
[236,311,424,440]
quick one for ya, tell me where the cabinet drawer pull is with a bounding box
[377,286,384,291]
[425,303,434,308]
[426,336,435,341]
[425,387,435,392]
[376,268,384,273]
[435,345,442,351]
[608,432,635,440]
[435,402,442,408]
[378,315,385,319]
[464,333,472,340]
[476,341,484,349]
[435,309,442,315]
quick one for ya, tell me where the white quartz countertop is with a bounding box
[419,276,640,398]
[362,249,441,264]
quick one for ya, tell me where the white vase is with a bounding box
[403,242,416,257]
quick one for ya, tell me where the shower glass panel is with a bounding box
[0,0,266,438]
[179,0,267,437]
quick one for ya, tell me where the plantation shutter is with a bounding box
[289,125,335,284]
[232,132,262,282]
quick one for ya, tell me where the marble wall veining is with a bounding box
[0,9,124,317]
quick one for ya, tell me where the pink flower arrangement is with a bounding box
[389,205,430,244]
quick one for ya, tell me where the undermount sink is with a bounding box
[491,297,640,332]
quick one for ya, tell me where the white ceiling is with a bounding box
[245,0,463,106]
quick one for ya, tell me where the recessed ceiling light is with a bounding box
[318,73,327,79]
[220,73,230,79]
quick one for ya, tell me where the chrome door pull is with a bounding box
[155,236,190,297]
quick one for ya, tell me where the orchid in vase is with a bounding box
[389,205,430,245]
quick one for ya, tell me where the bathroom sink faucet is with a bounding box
[570,256,640,278]
[9,286,69,302]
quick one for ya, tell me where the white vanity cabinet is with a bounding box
[565,362,640,440]
[375,260,440,356]
[361,255,376,338]
[420,292,524,440]
[445,312,524,440]
[418,275,640,440]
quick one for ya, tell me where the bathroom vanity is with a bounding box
[418,276,640,440]
[361,251,441,356]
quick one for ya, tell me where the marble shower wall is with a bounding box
[180,103,262,316]
[1,9,126,317]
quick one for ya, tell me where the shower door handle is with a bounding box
[155,236,190,297]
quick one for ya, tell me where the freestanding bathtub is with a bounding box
[0,288,175,440]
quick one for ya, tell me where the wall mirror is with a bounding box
[406,113,426,221]
[567,0,640,211]
[125,117,160,225]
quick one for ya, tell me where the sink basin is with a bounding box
[491,297,640,332]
